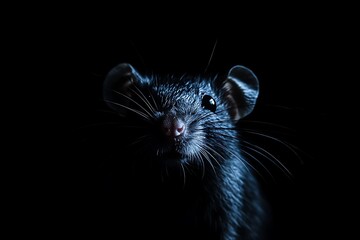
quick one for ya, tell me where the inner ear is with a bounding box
[221,65,259,121]
[103,63,141,111]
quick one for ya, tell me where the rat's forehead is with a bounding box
[152,76,214,93]
[140,77,214,107]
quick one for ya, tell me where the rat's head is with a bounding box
[103,63,259,169]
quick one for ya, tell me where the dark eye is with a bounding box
[201,95,216,112]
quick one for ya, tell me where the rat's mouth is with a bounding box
[155,136,200,164]
[157,137,187,161]
[156,143,190,164]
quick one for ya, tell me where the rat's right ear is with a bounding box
[103,63,142,111]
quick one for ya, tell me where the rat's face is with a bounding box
[121,77,232,166]
[103,63,259,168]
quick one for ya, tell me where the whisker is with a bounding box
[193,109,228,123]
[78,122,146,130]
[128,134,151,147]
[198,146,217,176]
[104,100,151,121]
[131,85,157,114]
[242,129,304,164]
[204,38,218,73]
[180,163,186,187]
[148,91,159,111]
[240,148,272,182]
[200,145,224,169]
[241,140,293,178]
[208,140,254,175]
[201,127,237,131]
[215,132,292,177]
[113,90,155,119]
[209,132,239,141]
[240,120,296,132]
[204,133,261,177]
[179,73,187,81]
[194,112,214,122]
[197,151,206,179]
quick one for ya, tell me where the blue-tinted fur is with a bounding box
[101,63,267,240]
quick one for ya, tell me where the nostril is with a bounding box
[162,116,186,138]
[174,122,185,137]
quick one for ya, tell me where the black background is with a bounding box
[24,14,349,239]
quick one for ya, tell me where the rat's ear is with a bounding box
[103,63,142,111]
[222,65,259,121]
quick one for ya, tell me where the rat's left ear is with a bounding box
[222,65,259,121]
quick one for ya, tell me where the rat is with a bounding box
[86,63,269,240]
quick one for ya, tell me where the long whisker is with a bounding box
[208,132,239,141]
[241,140,293,178]
[200,127,238,131]
[240,148,272,182]
[148,91,159,111]
[113,90,155,119]
[204,38,218,73]
[196,150,206,179]
[240,120,296,132]
[131,85,157,114]
[242,129,303,164]
[180,163,186,187]
[201,144,224,170]
[210,140,254,175]
[204,132,262,176]
[187,145,205,179]
[104,100,151,121]
[128,134,151,147]
[197,145,217,176]
[78,122,147,130]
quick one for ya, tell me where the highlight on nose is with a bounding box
[162,116,186,138]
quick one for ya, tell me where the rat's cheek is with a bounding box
[183,131,207,155]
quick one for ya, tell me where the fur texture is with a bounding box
[84,63,268,240]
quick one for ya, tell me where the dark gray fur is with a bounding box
[101,63,268,240]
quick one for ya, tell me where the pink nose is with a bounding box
[162,117,185,138]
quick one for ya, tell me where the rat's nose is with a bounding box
[162,115,186,138]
